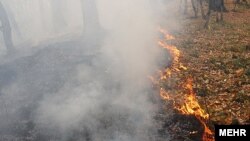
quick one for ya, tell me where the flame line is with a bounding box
[154,28,214,141]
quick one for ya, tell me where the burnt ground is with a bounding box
[0,39,111,141]
[172,3,250,125]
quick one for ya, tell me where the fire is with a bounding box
[156,28,214,141]
[180,78,213,141]
[178,78,209,119]
[159,28,175,40]
[160,88,170,100]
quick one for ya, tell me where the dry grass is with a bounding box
[174,3,250,124]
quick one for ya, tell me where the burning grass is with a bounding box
[152,28,214,141]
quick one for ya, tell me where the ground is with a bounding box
[172,3,250,125]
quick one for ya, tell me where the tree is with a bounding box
[80,0,102,37]
[50,0,67,32]
[0,1,14,54]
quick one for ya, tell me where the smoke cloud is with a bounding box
[0,0,180,140]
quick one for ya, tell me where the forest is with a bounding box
[0,0,249,141]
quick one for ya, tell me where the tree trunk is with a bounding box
[80,0,101,36]
[0,1,14,54]
[50,0,67,32]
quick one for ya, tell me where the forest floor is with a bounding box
[169,3,250,125]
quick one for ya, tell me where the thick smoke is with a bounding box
[0,0,180,140]
[0,0,83,50]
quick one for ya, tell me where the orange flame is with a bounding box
[160,88,170,100]
[156,28,214,141]
[181,78,213,141]
[159,28,175,40]
[178,78,209,119]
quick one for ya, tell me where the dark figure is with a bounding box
[204,0,225,28]
[0,1,14,54]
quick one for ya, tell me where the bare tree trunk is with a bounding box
[80,0,101,36]
[199,0,205,19]
[221,0,227,12]
[51,0,67,32]
[191,0,198,17]
[0,1,14,54]
[180,0,188,14]
[2,1,22,39]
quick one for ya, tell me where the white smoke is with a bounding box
[0,0,83,49]
[0,0,180,140]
